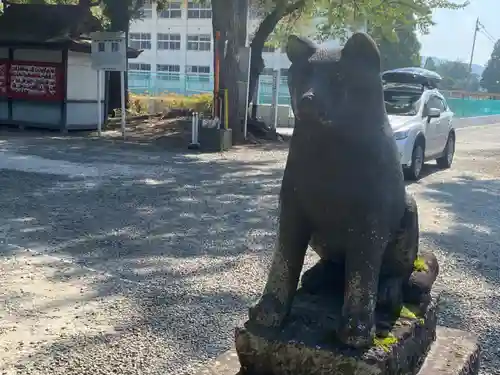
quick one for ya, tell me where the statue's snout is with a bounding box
[297,90,316,118]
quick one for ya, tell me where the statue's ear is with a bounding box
[286,35,317,63]
[341,32,380,70]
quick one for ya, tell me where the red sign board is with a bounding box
[0,60,64,101]
[9,61,64,101]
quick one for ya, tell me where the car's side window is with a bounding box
[424,96,440,115]
[438,97,448,112]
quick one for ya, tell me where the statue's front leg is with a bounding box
[249,194,311,328]
[339,233,388,348]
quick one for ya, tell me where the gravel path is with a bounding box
[0,125,499,374]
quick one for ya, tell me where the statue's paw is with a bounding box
[337,315,375,349]
[249,294,286,328]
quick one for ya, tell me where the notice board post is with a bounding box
[90,31,127,138]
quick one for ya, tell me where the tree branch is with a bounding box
[250,0,307,51]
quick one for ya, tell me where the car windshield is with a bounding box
[384,90,421,116]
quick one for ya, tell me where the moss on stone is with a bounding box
[400,305,425,324]
[413,256,428,272]
[374,333,398,352]
[400,305,418,320]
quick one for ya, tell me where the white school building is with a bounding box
[128,1,364,124]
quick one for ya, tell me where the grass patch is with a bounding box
[128,92,213,116]
[413,256,428,273]
[374,333,398,352]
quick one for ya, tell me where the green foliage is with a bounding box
[481,40,500,93]
[251,0,468,52]
[434,60,479,91]
[370,14,421,71]
[313,0,468,43]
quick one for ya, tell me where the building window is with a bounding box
[187,1,212,19]
[157,33,181,50]
[186,65,210,82]
[158,1,182,18]
[129,63,151,71]
[187,34,211,51]
[157,64,181,81]
[279,68,288,77]
[138,0,152,18]
[129,33,152,50]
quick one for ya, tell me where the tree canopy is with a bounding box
[481,40,500,94]
[434,60,479,91]
[369,14,421,71]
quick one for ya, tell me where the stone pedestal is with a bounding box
[195,289,480,375]
[235,289,439,375]
[195,327,479,375]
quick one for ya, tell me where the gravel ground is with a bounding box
[0,124,499,374]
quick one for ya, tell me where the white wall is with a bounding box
[66,52,105,128]
[66,51,104,101]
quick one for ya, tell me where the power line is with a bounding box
[477,20,497,44]
[478,29,495,44]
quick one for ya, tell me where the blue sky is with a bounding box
[419,0,499,66]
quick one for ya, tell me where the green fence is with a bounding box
[128,71,291,105]
[129,72,500,118]
[446,97,500,118]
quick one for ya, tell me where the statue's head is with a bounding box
[286,32,382,124]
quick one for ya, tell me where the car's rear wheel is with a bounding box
[404,138,425,181]
[436,131,455,169]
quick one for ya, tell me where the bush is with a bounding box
[128,92,213,116]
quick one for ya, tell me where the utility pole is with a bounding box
[466,17,480,91]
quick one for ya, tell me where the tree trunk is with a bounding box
[104,1,131,115]
[211,0,247,144]
[247,0,306,113]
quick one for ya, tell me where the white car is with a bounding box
[383,68,456,181]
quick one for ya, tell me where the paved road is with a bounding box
[0,123,499,374]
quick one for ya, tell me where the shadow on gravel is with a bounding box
[0,136,286,372]
[420,175,500,372]
[0,147,283,283]
[421,175,500,287]
[11,289,253,374]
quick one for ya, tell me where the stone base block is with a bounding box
[418,327,480,375]
[234,291,439,375]
[195,327,479,375]
[199,127,232,152]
